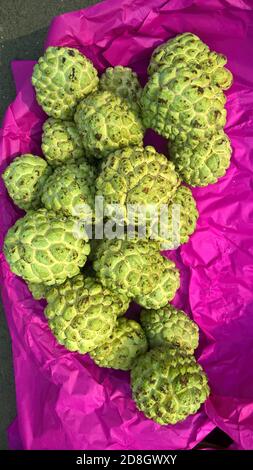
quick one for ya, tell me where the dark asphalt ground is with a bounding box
[0,0,99,450]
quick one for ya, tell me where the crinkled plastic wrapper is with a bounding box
[0,0,253,450]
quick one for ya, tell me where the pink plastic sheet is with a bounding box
[1,0,253,450]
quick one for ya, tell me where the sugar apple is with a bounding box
[168,129,232,186]
[27,281,49,300]
[32,47,98,120]
[2,154,52,211]
[148,185,198,249]
[4,209,90,285]
[27,263,96,301]
[74,91,144,158]
[141,65,227,141]
[148,33,209,76]
[45,275,130,353]
[140,304,199,353]
[41,159,97,219]
[96,146,180,225]
[92,239,180,309]
[131,347,210,424]
[148,33,233,90]
[46,273,86,304]
[99,66,142,115]
[42,118,85,167]
[46,272,129,317]
[89,318,148,370]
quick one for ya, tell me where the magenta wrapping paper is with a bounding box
[1,0,253,450]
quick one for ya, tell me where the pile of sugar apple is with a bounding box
[2,33,233,426]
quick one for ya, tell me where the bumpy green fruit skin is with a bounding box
[45,275,130,353]
[32,47,98,120]
[2,154,52,211]
[90,318,148,370]
[140,305,199,353]
[96,146,180,224]
[142,33,233,187]
[99,66,142,115]
[148,33,209,76]
[148,185,198,249]
[4,209,90,285]
[134,256,180,310]
[41,160,97,219]
[74,91,144,158]
[148,33,233,90]
[141,65,227,141]
[168,130,232,186]
[92,239,180,309]
[27,282,49,300]
[131,347,210,425]
[46,273,129,316]
[27,264,97,301]
[42,118,85,167]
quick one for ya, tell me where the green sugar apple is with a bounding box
[169,130,232,186]
[148,33,233,90]
[42,118,85,167]
[32,47,98,120]
[141,65,226,141]
[4,209,90,286]
[140,304,199,353]
[46,271,129,317]
[27,263,96,301]
[90,318,148,370]
[148,185,198,249]
[27,281,49,300]
[41,159,97,219]
[96,146,180,225]
[148,33,209,76]
[27,273,86,302]
[131,347,210,425]
[74,91,144,158]
[92,239,180,309]
[45,275,130,353]
[99,66,142,114]
[168,129,232,186]
[2,154,52,211]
